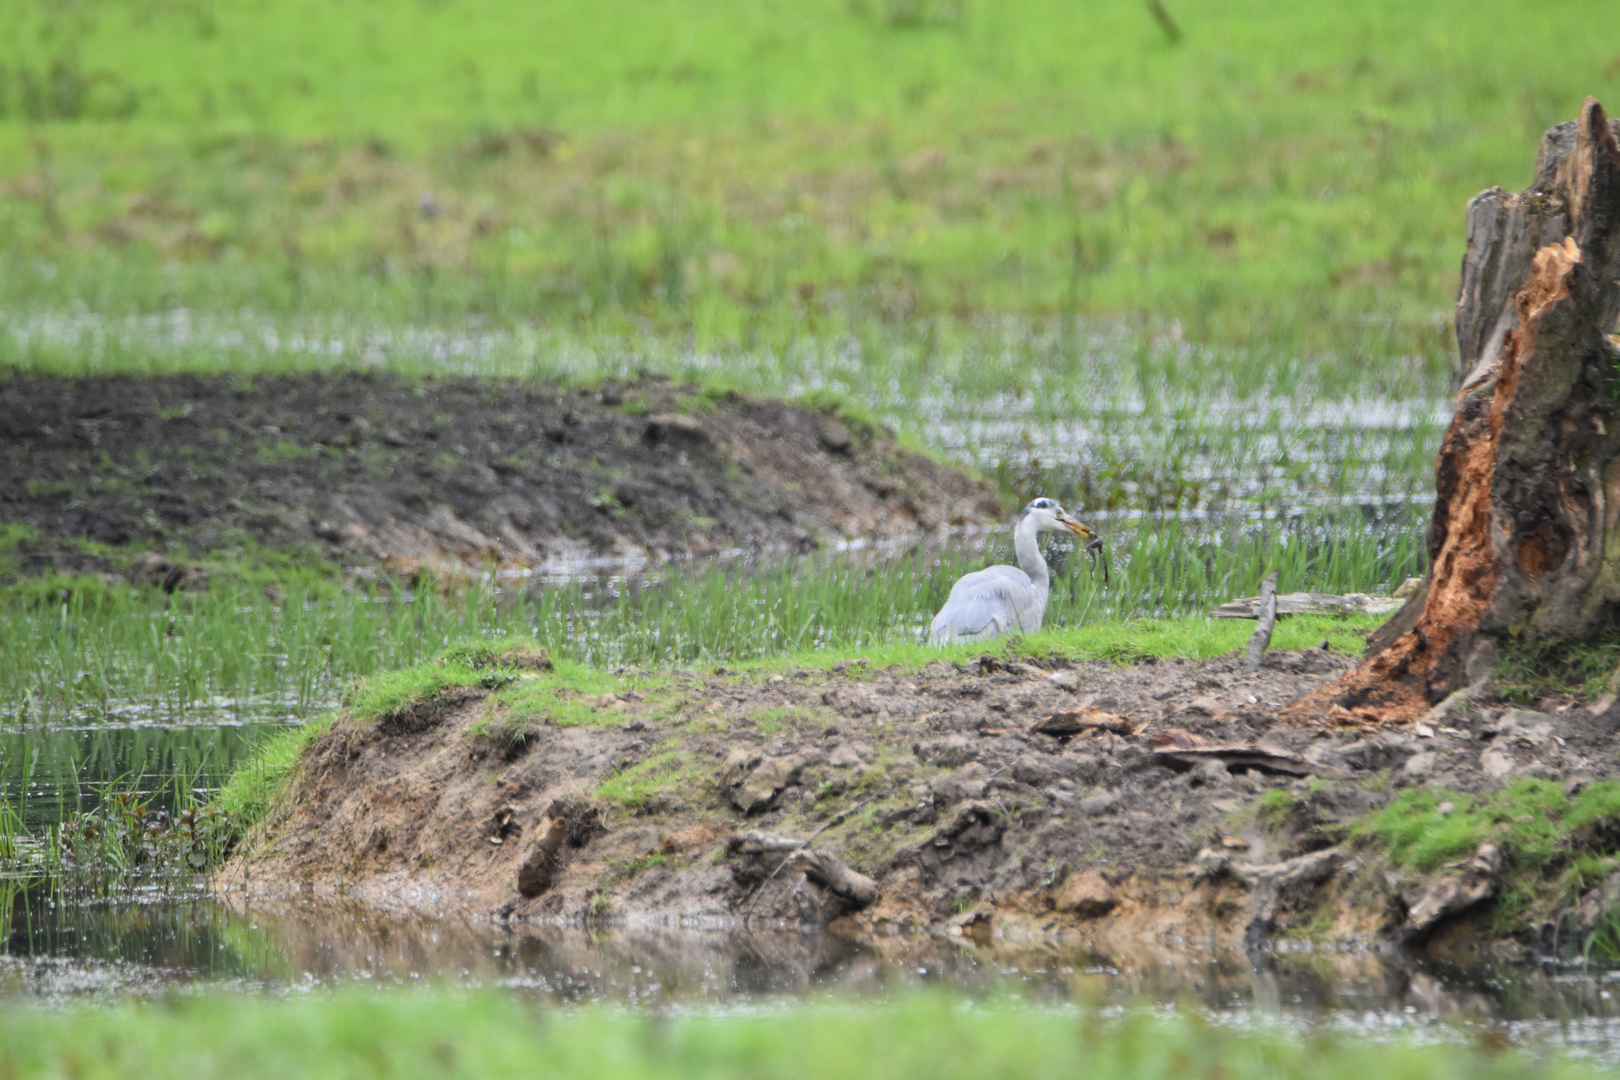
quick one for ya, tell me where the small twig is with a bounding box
[741,795,875,928]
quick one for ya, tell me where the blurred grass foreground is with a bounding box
[0,990,1608,1080]
[0,0,1616,370]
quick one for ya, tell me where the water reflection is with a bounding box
[4,890,1620,1031]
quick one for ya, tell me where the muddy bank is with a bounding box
[220,642,1620,957]
[0,372,998,578]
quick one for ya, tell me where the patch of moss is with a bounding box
[607,852,670,882]
[1495,633,1620,704]
[1360,779,1620,872]
[595,747,691,809]
[1256,788,1298,828]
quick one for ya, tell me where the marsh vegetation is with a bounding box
[4,0,1620,1070]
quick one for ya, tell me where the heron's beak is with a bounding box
[1058,512,1095,541]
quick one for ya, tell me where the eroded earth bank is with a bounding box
[221,640,1620,961]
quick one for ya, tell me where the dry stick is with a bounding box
[1245,569,1279,673]
[740,795,876,929]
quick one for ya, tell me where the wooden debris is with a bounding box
[1211,591,1402,619]
[785,848,878,909]
[1031,708,1133,737]
[1245,569,1280,673]
[1152,743,1350,779]
[516,817,568,898]
[1149,728,1208,749]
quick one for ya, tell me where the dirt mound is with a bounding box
[0,372,999,577]
[222,644,1620,954]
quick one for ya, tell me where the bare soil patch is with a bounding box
[221,643,1620,956]
[0,372,998,578]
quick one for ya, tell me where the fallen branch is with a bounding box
[1031,708,1133,737]
[1153,743,1349,779]
[739,795,876,928]
[784,849,878,908]
[1212,590,1402,619]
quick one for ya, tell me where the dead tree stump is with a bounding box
[1318,97,1620,724]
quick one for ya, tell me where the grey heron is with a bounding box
[929,498,1103,644]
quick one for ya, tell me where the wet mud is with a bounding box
[0,372,999,577]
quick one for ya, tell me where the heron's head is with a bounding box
[1019,497,1096,541]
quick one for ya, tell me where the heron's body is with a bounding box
[930,499,1097,644]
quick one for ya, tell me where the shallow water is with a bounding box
[0,722,282,829]
[5,891,1620,1060]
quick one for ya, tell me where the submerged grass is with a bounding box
[1,766,233,899]
[0,988,1604,1080]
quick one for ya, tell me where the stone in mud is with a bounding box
[914,737,977,768]
[1054,870,1116,917]
[1187,759,1233,787]
[1078,791,1119,815]
[1011,754,1059,787]
[930,763,988,804]
[728,754,809,815]
[720,748,763,787]
[1403,751,1438,777]
[1480,749,1516,779]
[827,742,875,769]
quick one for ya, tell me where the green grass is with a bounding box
[211,711,336,836]
[1358,778,1620,938]
[219,608,1376,834]
[0,0,1587,525]
[1361,779,1620,874]
[596,747,689,809]
[0,988,1604,1080]
[0,503,1420,727]
[1,0,1614,358]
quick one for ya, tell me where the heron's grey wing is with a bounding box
[930,565,1039,643]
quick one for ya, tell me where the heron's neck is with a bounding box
[1013,515,1049,593]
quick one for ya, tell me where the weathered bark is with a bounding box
[1320,98,1620,723]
